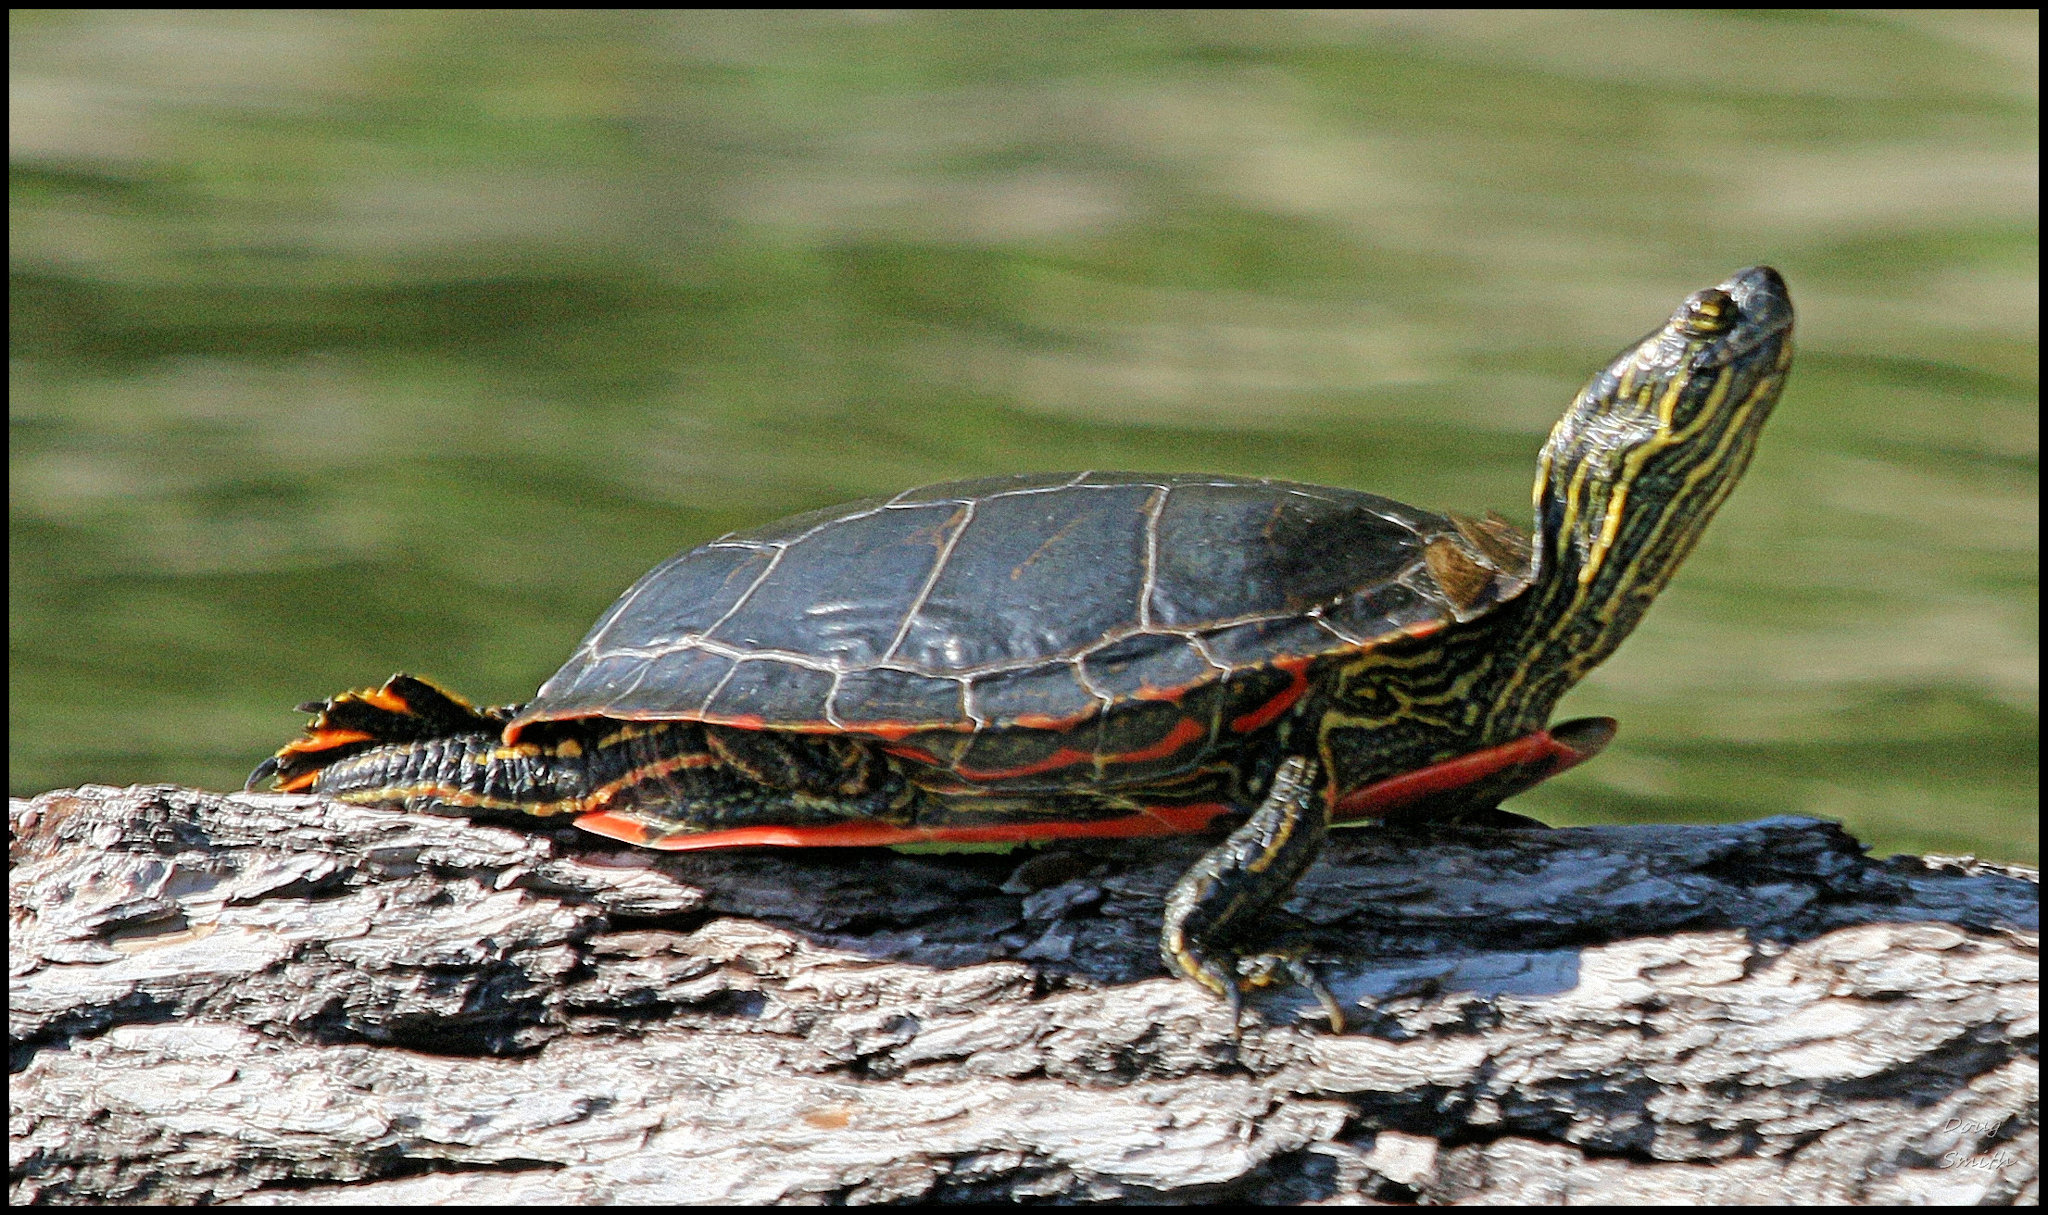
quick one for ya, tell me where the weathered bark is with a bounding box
[9,783,2038,1204]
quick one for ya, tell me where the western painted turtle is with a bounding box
[252,266,1794,1032]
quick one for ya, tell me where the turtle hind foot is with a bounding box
[247,673,511,792]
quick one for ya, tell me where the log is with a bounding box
[9,783,2038,1203]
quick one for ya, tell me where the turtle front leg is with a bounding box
[1160,755,1345,1033]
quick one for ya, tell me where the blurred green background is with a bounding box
[10,11,2037,862]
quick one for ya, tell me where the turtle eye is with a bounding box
[1673,288,1736,337]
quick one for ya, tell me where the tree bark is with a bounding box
[10,783,2038,1204]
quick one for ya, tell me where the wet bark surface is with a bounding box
[10,784,2038,1204]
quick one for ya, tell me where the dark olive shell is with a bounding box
[512,471,1526,741]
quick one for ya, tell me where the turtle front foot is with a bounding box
[1235,939,1347,1034]
[1160,755,1346,1034]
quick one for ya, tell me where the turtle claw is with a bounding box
[1223,973,1248,1041]
[1237,947,1348,1034]
[1295,960,1347,1034]
[244,755,282,791]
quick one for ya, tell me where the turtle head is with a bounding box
[1536,265,1792,591]
[1491,266,1792,732]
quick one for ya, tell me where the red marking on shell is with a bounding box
[947,714,1208,782]
[951,743,1094,782]
[571,800,1236,850]
[1132,683,1189,703]
[1107,714,1207,765]
[1009,710,1091,731]
[880,742,946,765]
[1227,656,1311,734]
[852,720,930,741]
[707,712,770,730]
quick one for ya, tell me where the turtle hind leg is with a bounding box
[247,673,515,793]
[1160,755,1345,1034]
[248,673,664,822]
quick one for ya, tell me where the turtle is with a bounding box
[251,265,1794,1033]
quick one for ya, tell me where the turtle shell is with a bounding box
[511,473,1530,778]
